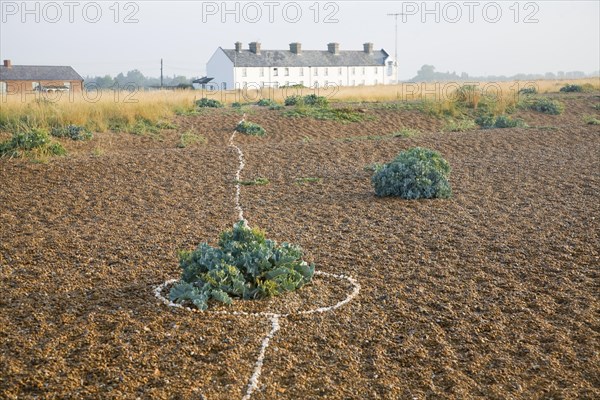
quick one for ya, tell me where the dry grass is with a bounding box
[1,78,597,134]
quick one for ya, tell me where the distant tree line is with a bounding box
[84,69,195,89]
[410,64,595,82]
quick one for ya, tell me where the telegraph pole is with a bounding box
[387,13,404,84]
[160,58,163,89]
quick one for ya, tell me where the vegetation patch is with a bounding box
[518,86,538,95]
[372,147,452,199]
[526,98,564,115]
[443,118,477,132]
[235,121,266,136]
[0,129,66,159]
[50,125,93,141]
[559,84,583,93]
[475,114,527,129]
[195,98,224,108]
[284,94,329,107]
[257,99,278,107]
[583,115,600,125]
[177,131,206,148]
[236,177,270,186]
[169,221,315,310]
[284,106,365,123]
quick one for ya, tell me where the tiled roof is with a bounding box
[221,48,390,68]
[0,65,83,81]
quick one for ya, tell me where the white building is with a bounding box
[201,42,397,90]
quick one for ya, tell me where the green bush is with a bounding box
[372,147,452,199]
[559,84,583,93]
[169,221,315,310]
[284,94,328,107]
[476,114,526,129]
[443,118,476,132]
[303,94,328,107]
[528,98,564,115]
[257,98,277,107]
[518,86,538,95]
[195,98,223,108]
[0,129,66,159]
[235,121,266,136]
[51,125,93,141]
[284,95,302,106]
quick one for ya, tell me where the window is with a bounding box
[314,67,318,76]
[324,68,328,76]
[0,82,6,93]
[374,79,378,85]
[338,67,343,75]
[352,67,356,75]
[284,67,289,76]
[273,68,278,76]
[374,67,378,74]
[299,68,304,76]
[300,80,304,85]
[259,67,264,77]
[242,68,247,77]
[261,81,265,87]
[362,67,366,75]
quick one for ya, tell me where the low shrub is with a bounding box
[518,86,538,95]
[51,125,93,141]
[527,98,564,115]
[177,131,206,148]
[169,221,315,310]
[195,98,223,108]
[583,115,600,125]
[0,129,66,159]
[257,98,277,107]
[443,118,476,132]
[559,84,583,93]
[284,95,302,106]
[236,121,266,136]
[476,114,526,129]
[236,177,269,186]
[372,147,452,199]
[284,94,328,107]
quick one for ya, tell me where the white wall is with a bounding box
[234,59,397,88]
[207,49,398,90]
[206,48,234,90]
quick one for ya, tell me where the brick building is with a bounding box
[0,59,84,94]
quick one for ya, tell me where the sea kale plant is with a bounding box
[169,221,315,310]
[372,147,452,199]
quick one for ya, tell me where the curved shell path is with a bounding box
[154,115,361,399]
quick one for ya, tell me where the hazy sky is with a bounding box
[1,1,598,79]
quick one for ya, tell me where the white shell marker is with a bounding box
[229,115,247,225]
[155,116,361,399]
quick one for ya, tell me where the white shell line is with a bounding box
[152,114,362,399]
[153,271,361,318]
[229,114,247,225]
[241,315,280,400]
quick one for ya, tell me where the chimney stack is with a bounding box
[363,43,373,54]
[249,42,261,54]
[235,42,242,52]
[289,42,302,55]
[327,42,340,55]
[3,59,12,68]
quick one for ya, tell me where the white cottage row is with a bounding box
[201,42,398,90]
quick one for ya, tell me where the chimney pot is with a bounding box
[3,59,12,68]
[289,42,302,55]
[327,42,340,55]
[235,42,242,52]
[249,42,261,54]
[363,43,373,54]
